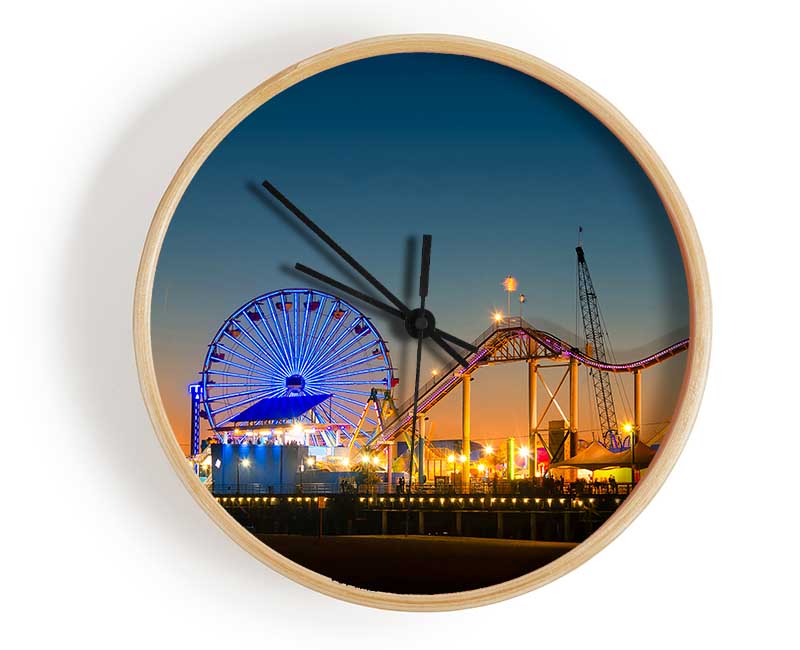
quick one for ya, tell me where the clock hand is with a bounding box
[408,234,432,493]
[430,331,468,367]
[294,263,478,361]
[433,330,478,355]
[295,263,404,319]
[263,180,477,365]
[262,179,410,315]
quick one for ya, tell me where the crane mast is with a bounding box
[576,238,618,446]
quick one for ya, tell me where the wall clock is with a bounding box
[134,34,710,611]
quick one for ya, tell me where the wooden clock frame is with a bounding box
[133,34,711,611]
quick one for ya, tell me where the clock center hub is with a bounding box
[405,308,436,338]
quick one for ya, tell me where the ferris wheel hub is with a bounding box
[285,374,305,392]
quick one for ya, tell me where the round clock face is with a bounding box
[138,37,707,608]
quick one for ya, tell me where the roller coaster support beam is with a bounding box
[528,361,538,481]
[386,442,394,492]
[507,437,516,480]
[462,373,471,493]
[634,369,642,435]
[417,415,426,485]
[569,357,578,461]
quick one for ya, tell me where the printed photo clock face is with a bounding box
[139,38,707,609]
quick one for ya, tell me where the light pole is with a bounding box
[236,456,251,494]
[519,446,530,479]
[502,275,518,321]
[622,422,635,488]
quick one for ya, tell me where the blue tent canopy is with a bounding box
[231,393,332,423]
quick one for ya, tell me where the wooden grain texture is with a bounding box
[133,34,711,611]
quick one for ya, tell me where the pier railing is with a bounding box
[212,478,633,498]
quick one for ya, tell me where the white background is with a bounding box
[2,1,798,647]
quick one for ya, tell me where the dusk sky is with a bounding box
[152,53,689,453]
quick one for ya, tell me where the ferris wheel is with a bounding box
[201,288,394,445]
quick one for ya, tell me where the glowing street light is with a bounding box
[483,444,493,455]
[236,456,250,494]
[431,368,439,377]
[502,275,518,292]
[502,275,518,317]
[622,422,633,434]
[447,454,456,464]
[459,454,467,464]
[493,311,503,323]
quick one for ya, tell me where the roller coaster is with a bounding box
[375,317,687,444]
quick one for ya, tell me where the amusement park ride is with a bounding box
[188,283,688,487]
[188,181,689,490]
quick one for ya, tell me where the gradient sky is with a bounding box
[152,53,689,453]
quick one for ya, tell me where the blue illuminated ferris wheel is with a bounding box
[201,288,394,441]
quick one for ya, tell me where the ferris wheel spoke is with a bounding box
[297,303,351,376]
[297,296,335,372]
[319,429,337,446]
[321,365,391,381]
[321,387,374,398]
[302,319,373,377]
[328,392,376,413]
[277,293,297,369]
[311,314,360,359]
[209,388,274,418]
[308,318,382,378]
[281,296,299,371]
[204,369,275,382]
[282,292,296,366]
[216,340,281,377]
[206,381,274,389]
[217,342,282,377]
[309,406,328,425]
[301,293,328,369]
[292,293,302,368]
[316,351,383,378]
[298,313,348,377]
[310,337,379,378]
[326,403,359,429]
[253,301,295,373]
[314,353,380,382]
[333,401,378,427]
[237,312,293,377]
[294,291,314,370]
[264,299,296,373]
[208,356,274,380]
[205,385,282,403]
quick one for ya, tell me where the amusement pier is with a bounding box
[186,244,688,591]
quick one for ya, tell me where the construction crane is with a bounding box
[575,228,619,447]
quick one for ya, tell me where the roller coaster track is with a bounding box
[373,317,688,446]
